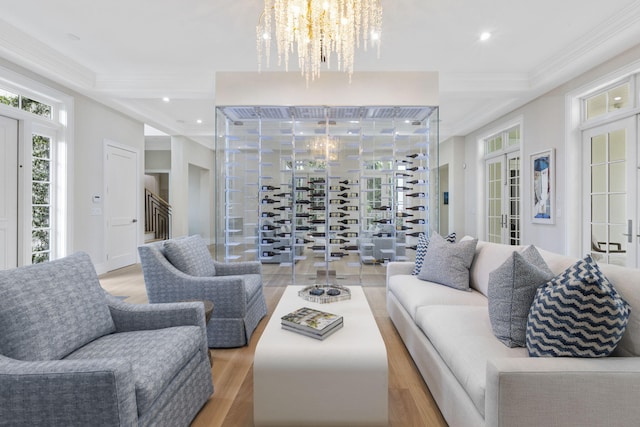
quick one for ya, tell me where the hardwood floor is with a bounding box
[99,265,448,427]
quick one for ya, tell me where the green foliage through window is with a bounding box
[31,133,52,263]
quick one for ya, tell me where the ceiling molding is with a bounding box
[95,73,216,98]
[439,73,530,93]
[0,19,95,90]
[529,0,640,89]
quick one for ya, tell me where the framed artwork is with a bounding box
[531,149,554,224]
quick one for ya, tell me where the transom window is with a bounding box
[584,81,631,121]
[0,88,53,119]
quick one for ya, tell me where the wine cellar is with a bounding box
[215,105,439,285]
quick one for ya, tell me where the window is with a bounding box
[585,82,631,121]
[0,87,53,119]
[32,134,52,263]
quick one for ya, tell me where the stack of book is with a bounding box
[281,307,344,340]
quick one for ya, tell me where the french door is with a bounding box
[583,116,638,267]
[486,151,521,244]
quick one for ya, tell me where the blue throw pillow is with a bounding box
[526,255,630,357]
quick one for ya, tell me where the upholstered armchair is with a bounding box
[0,252,213,427]
[138,235,268,348]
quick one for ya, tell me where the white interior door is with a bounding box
[583,116,637,267]
[0,116,18,270]
[105,142,138,270]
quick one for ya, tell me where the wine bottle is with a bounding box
[372,205,391,211]
[310,219,326,224]
[406,232,422,237]
[329,225,348,230]
[330,252,347,258]
[329,199,348,204]
[309,178,325,184]
[274,219,292,224]
[338,232,358,238]
[296,199,312,204]
[301,238,313,243]
[407,192,426,198]
[309,245,325,251]
[329,238,348,244]
[407,179,426,184]
[273,246,288,251]
[295,186,313,191]
[274,206,292,211]
[329,186,349,191]
[338,219,358,224]
[396,159,413,164]
[261,224,277,230]
[405,206,426,211]
[372,219,392,224]
[273,192,290,198]
[395,172,412,177]
[406,166,426,172]
[407,219,426,224]
[407,245,418,250]
[373,232,392,238]
[261,185,280,191]
[329,212,348,217]
[406,153,427,159]
[261,211,278,217]
[295,213,311,218]
[396,186,413,191]
[339,179,358,185]
[276,232,291,237]
[337,206,358,211]
[396,225,413,231]
[311,232,326,237]
[309,205,327,211]
[261,198,277,204]
[310,192,326,197]
[396,212,414,217]
[337,192,358,198]
[296,226,312,231]
[261,238,276,244]
[261,251,280,257]
[340,245,359,251]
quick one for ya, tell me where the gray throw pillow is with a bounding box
[488,245,554,348]
[417,232,478,290]
[164,235,216,277]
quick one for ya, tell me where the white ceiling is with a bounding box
[1,0,640,148]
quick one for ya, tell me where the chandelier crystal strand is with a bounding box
[257,0,382,84]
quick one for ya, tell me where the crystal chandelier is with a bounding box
[257,0,382,83]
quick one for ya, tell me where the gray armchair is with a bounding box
[138,235,268,348]
[0,252,213,427]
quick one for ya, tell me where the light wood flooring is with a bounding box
[98,263,447,427]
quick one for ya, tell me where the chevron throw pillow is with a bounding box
[412,232,456,275]
[526,255,630,357]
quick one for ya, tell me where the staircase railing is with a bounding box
[145,189,172,240]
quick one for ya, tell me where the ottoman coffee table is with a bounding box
[253,285,388,426]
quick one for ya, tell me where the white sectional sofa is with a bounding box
[386,240,640,427]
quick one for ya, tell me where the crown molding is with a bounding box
[0,19,95,90]
[440,72,530,93]
[95,73,215,98]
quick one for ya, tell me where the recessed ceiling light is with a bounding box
[162,97,170,102]
[480,32,492,42]
[197,119,203,124]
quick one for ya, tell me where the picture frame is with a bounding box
[531,149,555,224]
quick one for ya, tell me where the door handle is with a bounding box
[132,219,138,223]
[622,219,633,243]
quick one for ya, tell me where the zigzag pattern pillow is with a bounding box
[412,232,456,275]
[526,255,630,357]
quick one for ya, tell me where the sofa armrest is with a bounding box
[386,262,415,286]
[213,260,262,276]
[486,357,640,427]
[0,354,137,426]
[106,295,209,355]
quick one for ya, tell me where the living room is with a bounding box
[2,1,640,426]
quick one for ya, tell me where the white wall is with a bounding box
[460,43,640,255]
[439,136,467,236]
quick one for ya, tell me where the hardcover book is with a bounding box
[281,307,343,337]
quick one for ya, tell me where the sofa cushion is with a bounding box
[65,325,202,415]
[470,241,527,297]
[526,255,631,357]
[488,245,555,348]
[415,305,528,417]
[0,252,116,361]
[388,275,487,320]
[164,235,216,277]
[418,232,478,291]
[412,232,456,275]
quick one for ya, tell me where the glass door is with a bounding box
[583,116,637,267]
[485,152,521,244]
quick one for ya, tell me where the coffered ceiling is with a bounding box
[1,0,639,148]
